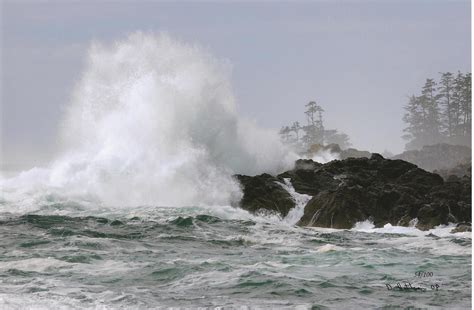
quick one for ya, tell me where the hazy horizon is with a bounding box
[1,0,471,172]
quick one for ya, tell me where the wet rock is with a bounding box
[234,173,295,217]
[235,154,471,230]
[296,155,467,230]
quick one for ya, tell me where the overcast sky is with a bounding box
[1,0,471,171]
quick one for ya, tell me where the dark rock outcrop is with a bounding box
[235,154,471,230]
[234,174,295,217]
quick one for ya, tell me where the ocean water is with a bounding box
[1,32,471,309]
[0,203,471,309]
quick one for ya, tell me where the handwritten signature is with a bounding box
[386,271,440,292]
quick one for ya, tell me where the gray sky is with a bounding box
[1,0,471,171]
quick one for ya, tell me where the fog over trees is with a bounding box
[280,72,471,155]
[403,71,471,150]
[279,101,351,152]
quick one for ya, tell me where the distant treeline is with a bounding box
[279,101,351,151]
[403,72,471,150]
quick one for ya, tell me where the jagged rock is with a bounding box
[296,154,450,229]
[418,175,472,230]
[278,159,328,196]
[235,154,471,230]
[234,173,295,217]
[392,143,471,172]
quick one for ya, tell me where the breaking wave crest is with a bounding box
[1,32,297,211]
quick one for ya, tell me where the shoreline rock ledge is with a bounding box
[234,154,471,231]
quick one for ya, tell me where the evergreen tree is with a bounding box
[303,101,325,145]
[279,100,352,151]
[438,72,454,137]
[304,101,320,126]
[461,72,471,138]
[420,78,442,145]
[402,95,425,149]
[452,71,464,137]
[402,72,471,150]
[402,79,442,150]
[451,71,471,142]
[403,95,421,141]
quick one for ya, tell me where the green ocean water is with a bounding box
[0,205,471,309]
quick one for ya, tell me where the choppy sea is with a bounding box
[2,31,470,309]
[0,203,471,309]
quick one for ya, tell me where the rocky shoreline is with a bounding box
[234,154,471,231]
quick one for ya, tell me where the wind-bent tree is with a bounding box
[304,101,318,125]
[303,101,325,145]
[279,100,352,152]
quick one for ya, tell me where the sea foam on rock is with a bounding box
[235,154,471,230]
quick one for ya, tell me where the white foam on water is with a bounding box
[1,32,297,213]
[351,220,471,256]
[352,220,471,238]
[0,294,97,310]
[316,244,342,253]
[278,178,312,226]
[0,258,73,273]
